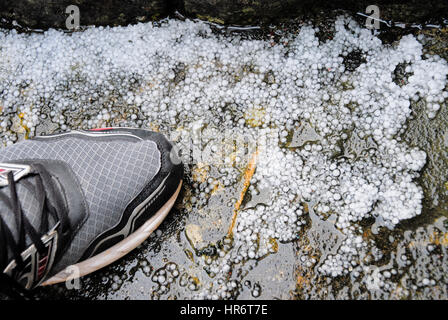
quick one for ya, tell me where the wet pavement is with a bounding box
[1,12,446,300]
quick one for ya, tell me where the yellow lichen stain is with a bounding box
[184,249,195,262]
[389,284,409,300]
[269,238,278,253]
[18,112,30,139]
[295,257,313,292]
[227,150,258,237]
[296,272,310,289]
[440,233,448,246]
[191,276,200,285]
[407,240,417,249]
[192,163,210,183]
[185,224,203,249]
[244,107,266,128]
[147,122,160,132]
[210,181,223,195]
[140,82,155,91]
[363,229,373,241]
[429,231,448,246]
[229,152,238,165]
[302,203,309,214]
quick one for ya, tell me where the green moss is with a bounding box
[242,7,256,15]
[196,14,225,25]
[150,13,161,21]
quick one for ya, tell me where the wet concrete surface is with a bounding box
[16,13,448,300]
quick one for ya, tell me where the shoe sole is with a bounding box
[41,180,182,286]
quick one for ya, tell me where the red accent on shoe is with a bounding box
[38,256,48,278]
[89,128,114,131]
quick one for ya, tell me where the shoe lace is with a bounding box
[0,164,70,298]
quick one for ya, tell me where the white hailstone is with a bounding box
[333,193,342,201]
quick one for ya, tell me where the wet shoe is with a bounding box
[0,128,183,291]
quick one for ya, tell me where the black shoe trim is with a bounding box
[1,159,89,288]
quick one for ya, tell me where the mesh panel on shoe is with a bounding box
[0,135,161,269]
[0,177,41,241]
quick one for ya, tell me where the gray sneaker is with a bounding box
[0,128,183,292]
